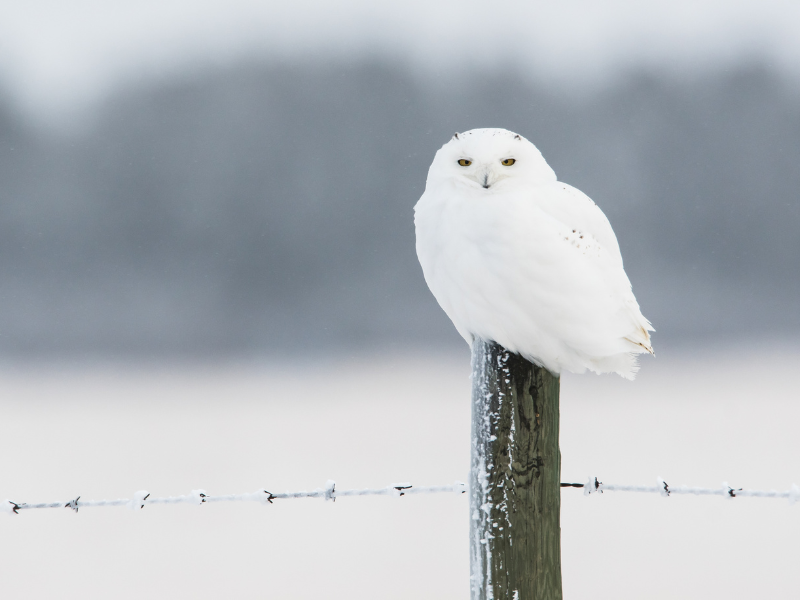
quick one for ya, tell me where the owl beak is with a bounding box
[465,165,499,189]
[480,166,500,189]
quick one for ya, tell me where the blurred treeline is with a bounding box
[0,61,798,359]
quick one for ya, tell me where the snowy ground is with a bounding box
[0,347,798,599]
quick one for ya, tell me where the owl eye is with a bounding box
[501,158,516,166]
[457,159,472,167]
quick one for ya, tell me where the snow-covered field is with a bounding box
[1,347,798,599]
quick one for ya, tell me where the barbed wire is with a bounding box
[4,476,797,515]
[564,477,800,503]
[1,480,467,515]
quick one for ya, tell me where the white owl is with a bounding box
[414,128,653,379]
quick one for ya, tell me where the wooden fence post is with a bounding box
[470,338,563,600]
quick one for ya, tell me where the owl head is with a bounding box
[426,128,556,192]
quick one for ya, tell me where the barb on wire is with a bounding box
[565,477,800,504]
[1,480,468,516]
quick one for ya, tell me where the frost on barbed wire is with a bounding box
[579,477,800,504]
[0,481,468,515]
[2,477,798,516]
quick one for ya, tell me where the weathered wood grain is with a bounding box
[470,339,562,600]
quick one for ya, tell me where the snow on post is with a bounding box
[470,339,562,600]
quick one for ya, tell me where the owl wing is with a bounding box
[528,181,654,352]
[531,182,623,265]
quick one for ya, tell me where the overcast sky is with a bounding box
[2,0,799,119]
